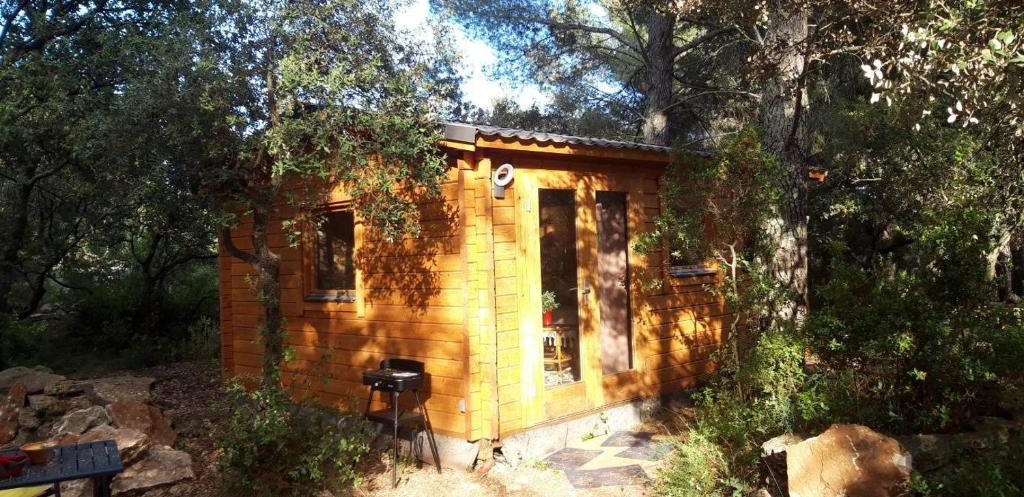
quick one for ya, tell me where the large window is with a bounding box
[314,210,356,291]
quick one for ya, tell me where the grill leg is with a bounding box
[391,390,400,488]
[91,476,112,497]
[414,390,442,474]
[364,386,376,416]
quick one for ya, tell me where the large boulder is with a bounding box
[78,425,151,465]
[787,424,912,497]
[51,406,111,438]
[107,401,176,447]
[110,446,194,495]
[89,376,155,405]
[0,367,64,394]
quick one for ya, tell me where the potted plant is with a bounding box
[541,290,560,326]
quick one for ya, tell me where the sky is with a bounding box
[392,0,552,111]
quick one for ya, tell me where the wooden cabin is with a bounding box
[218,122,729,446]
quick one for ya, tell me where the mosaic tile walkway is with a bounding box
[542,431,671,488]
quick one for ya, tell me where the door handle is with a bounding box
[570,282,591,303]
[569,283,591,295]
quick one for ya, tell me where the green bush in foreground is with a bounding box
[218,382,374,496]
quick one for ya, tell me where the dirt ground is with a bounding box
[143,360,682,497]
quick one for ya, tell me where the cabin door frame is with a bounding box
[514,168,644,427]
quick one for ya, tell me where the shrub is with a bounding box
[910,437,1024,497]
[805,247,1024,433]
[218,382,374,496]
[668,330,808,490]
[658,428,745,497]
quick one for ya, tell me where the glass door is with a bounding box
[538,189,582,387]
[520,171,637,424]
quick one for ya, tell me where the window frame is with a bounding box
[302,203,362,304]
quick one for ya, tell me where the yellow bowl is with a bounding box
[20,441,55,465]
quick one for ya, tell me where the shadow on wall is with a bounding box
[280,189,459,413]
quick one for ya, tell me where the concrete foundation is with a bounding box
[370,391,692,470]
[498,391,692,466]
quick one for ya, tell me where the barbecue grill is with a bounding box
[363,358,441,487]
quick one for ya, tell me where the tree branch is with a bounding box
[220,226,258,266]
[672,26,737,59]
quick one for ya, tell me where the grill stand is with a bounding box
[364,385,442,487]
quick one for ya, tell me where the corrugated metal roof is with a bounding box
[442,121,671,153]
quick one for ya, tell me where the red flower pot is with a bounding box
[543,310,554,326]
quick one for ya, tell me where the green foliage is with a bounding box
[2,260,220,374]
[805,253,1024,432]
[805,98,1024,433]
[636,128,782,268]
[541,290,560,312]
[658,429,743,497]
[218,382,373,496]
[910,438,1024,497]
[209,0,458,382]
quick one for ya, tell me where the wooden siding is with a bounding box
[219,167,469,438]
[217,138,727,442]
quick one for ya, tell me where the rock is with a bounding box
[51,406,110,438]
[0,366,65,394]
[787,424,911,497]
[89,376,155,405]
[0,393,19,445]
[762,433,803,457]
[65,395,93,412]
[17,407,39,430]
[761,433,802,497]
[8,382,27,408]
[1,428,29,450]
[78,425,151,465]
[107,401,176,447]
[111,446,194,494]
[0,414,16,445]
[59,479,93,497]
[44,379,88,398]
[28,394,60,413]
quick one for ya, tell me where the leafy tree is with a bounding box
[210,0,458,385]
[0,0,230,320]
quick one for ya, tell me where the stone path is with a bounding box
[541,431,671,489]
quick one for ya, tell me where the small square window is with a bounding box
[314,210,356,291]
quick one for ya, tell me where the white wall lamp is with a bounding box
[493,163,514,199]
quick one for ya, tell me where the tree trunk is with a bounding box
[642,9,676,146]
[758,6,810,324]
[0,167,36,315]
[250,194,284,387]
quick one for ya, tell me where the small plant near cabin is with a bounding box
[218,381,374,496]
[541,290,560,313]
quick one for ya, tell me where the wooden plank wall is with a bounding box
[476,152,729,437]
[464,153,498,440]
[632,177,726,394]
[217,238,234,375]
[219,167,469,438]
